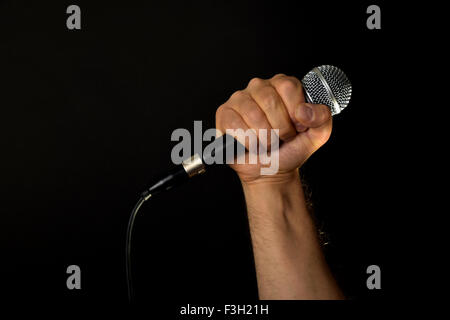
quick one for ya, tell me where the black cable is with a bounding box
[125,164,190,302]
[126,195,147,302]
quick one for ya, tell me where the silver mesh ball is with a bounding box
[301,65,352,115]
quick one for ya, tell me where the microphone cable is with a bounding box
[125,195,147,302]
[125,154,206,302]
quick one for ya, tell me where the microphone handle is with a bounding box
[141,134,241,199]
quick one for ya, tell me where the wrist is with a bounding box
[241,168,319,264]
[240,169,301,191]
[241,169,313,229]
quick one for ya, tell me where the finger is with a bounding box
[269,74,307,132]
[227,90,273,149]
[215,104,258,152]
[294,103,332,128]
[246,77,296,141]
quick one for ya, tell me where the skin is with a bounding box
[216,74,344,300]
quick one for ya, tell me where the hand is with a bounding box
[215,74,332,184]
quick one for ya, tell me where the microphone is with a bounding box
[126,65,352,301]
[140,65,352,200]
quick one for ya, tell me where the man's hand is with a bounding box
[215,74,343,299]
[215,74,332,183]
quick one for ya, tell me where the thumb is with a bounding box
[283,103,332,165]
[294,103,332,130]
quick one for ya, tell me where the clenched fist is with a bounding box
[216,74,332,183]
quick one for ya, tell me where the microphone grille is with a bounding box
[301,65,352,115]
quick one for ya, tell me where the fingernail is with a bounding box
[303,104,313,120]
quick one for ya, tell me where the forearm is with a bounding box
[242,170,344,300]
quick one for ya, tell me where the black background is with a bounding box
[0,0,411,312]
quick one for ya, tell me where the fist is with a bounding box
[215,74,332,183]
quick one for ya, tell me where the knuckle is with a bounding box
[273,76,301,93]
[257,86,278,111]
[280,77,300,92]
[216,106,244,131]
[271,73,287,82]
[230,89,245,100]
[215,104,227,125]
[217,109,241,131]
[248,77,264,87]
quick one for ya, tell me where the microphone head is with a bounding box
[301,65,352,115]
